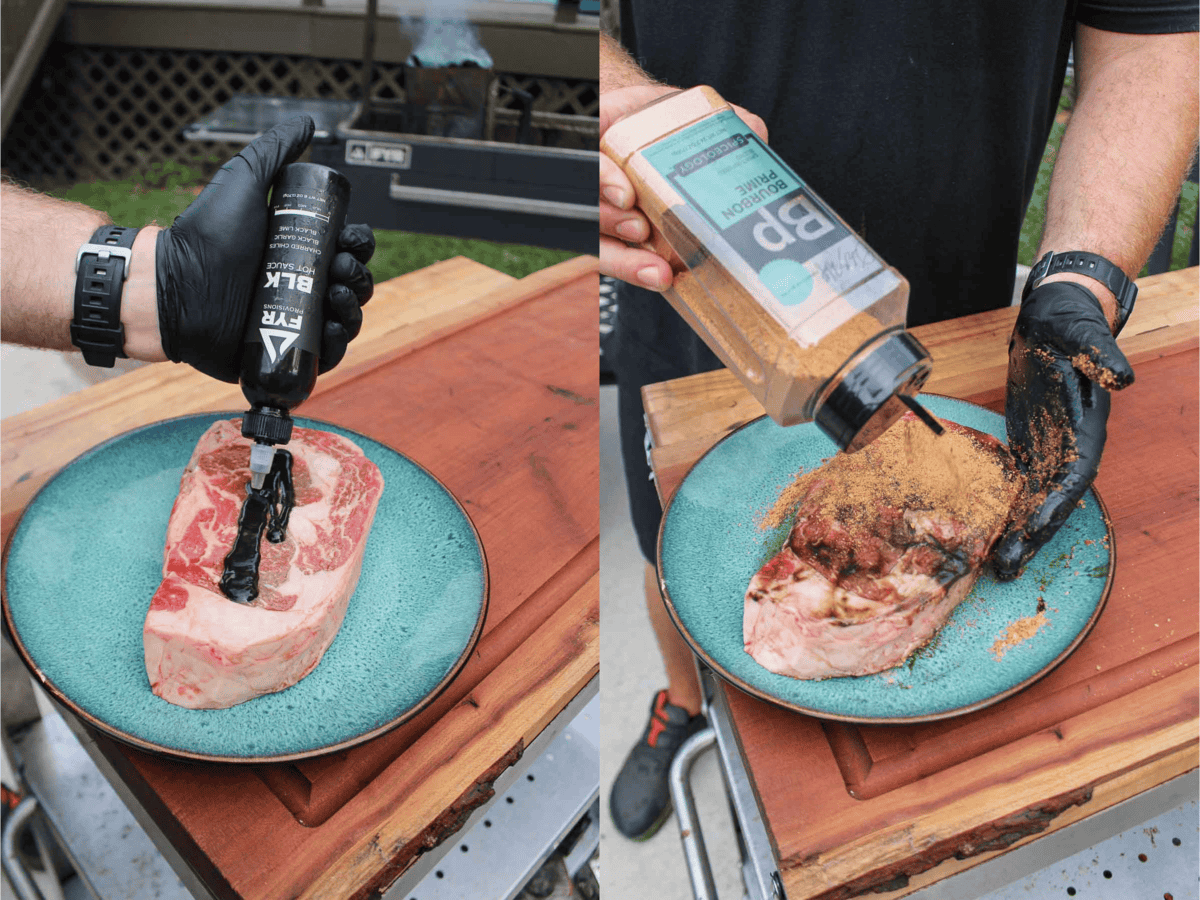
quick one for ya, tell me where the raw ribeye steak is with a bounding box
[744,413,1021,680]
[144,419,384,709]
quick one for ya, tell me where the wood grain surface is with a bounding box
[1,256,600,900]
[643,267,1199,899]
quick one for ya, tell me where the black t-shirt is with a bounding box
[617,0,1196,327]
[610,0,1196,562]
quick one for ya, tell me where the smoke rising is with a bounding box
[402,0,493,68]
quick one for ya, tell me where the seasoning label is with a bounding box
[644,110,882,325]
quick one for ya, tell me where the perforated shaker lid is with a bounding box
[814,331,933,452]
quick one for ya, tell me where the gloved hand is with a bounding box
[155,116,375,383]
[993,280,1134,579]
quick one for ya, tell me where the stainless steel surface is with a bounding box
[334,123,599,156]
[388,689,600,900]
[47,676,598,900]
[562,798,600,878]
[181,96,358,144]
[669,727,719,900]
[9,710,191,900]
[386,177,600,219]
[47,699,214,900]
[907,770,1199,900]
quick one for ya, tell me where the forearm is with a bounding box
[600,31,660,92]
[599,34,769,289]
[0,182,165,360]
[1038,25,1199,325]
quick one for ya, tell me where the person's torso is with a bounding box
[618,0,1075,325]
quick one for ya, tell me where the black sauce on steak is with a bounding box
[790,505,975,604]
[923,541,973,587]
[220,449,295,604]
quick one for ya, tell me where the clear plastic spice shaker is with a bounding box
[602,86,935,451]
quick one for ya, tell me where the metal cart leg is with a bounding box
[705,677,786,900]
[669,727,720,900]
[2,796,44,900]
[681,658,786,900]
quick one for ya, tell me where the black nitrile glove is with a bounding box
[155,116,375,383]
[993,280,1134,579]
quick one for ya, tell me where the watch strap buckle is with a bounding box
[71,225,139,368]
[75,242,133,274]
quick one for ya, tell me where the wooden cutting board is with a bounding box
[1,256,600,900]
[644,266,1199,899]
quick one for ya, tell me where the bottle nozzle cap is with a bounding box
[248,441,275,490]
[814,331,933,452]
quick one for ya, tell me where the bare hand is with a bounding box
[599,85,768,291]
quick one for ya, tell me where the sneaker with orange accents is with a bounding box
[608,689,706,841]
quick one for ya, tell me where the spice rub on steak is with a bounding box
[144,420,384,709]
[744,413,1022,680]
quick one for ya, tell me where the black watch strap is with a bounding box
[71,224,139,367]
[1023,250,1137,335]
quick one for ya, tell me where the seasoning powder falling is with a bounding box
[761,412,1022,532]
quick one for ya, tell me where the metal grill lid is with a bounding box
[181,95,358,143]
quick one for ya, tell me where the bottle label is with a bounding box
[643,110,882,326]
[244,200,335,361]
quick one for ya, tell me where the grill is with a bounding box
[183,4,597,252]
[3,38,596,210]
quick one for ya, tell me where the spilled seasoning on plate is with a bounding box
[991,611,1050,661]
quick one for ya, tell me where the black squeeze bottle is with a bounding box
[239,162,351,488]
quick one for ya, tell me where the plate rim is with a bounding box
[2,411,490,764]
[655,394,1116,725]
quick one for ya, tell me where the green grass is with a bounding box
[369,230,576,280]
[50,159,578,282]
[51,118,1194,284]
[1018,76,1196,272]
[1171,180,1197,271]
[53,161,203,233]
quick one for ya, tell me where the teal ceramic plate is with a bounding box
[3,414,488,762]
[658,395,1113,724]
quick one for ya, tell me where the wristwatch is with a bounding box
[71,224,139,367]
[1022,250,1137,335]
